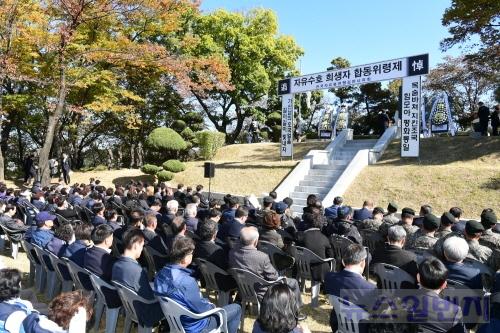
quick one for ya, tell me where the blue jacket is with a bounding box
[30,229,54,248]
[154,264,214,333]
[352,208,372,221]
[444,261,483,290]
[324,205,341,219]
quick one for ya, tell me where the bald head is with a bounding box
[240,226,259,246]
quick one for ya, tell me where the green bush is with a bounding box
[195,131,226,160]
[141,164,162,175]
[146,127,187,152]
[162,159,186,173]
[156,170,174,181]
[180,127,196,141]
[171,120,187,132]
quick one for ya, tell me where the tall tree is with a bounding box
[190,9,303,143]
[424,55,497,129]
[328,57,355,103]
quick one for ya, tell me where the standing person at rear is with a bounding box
[477,102,490,136]
[61,153,71,185]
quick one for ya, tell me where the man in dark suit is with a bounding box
[194,219,237,291]
[325,243,376,333]
[442,236,483,290]
[54,195,79,221]
[352,200,373,222]
[60,153,71,185]
[324,196,343,219]
[414,258,467,333]
[184,203,199,233]
[91,202,107,226]
[370,225,418,281]
[194,184,209,209]
[478,102,490,136]
[219,207,248,242]
[84,224,121,308]
[111,229,163,327]
[66,222,93,266]
[228,226,306,320]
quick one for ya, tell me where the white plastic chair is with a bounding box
[372,263,415,290]
[156,295,228,333]
[329,295,369,333]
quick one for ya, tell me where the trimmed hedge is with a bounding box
[156,170,174,181]
[180,127,195,141]
[141,164,162,175]
[146,127,187,152]
[162,159,186,173]
[195,131,226,160]
[172,120,187,132]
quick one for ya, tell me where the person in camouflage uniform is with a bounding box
[435,212,456,239]
[479,210,500,249]
[406,214,440,250]
[357,207,385,231]
[398,208,419,238]
[464,220,492,264]
[382,202,399,224]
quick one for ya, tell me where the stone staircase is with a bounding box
[289,139,378,216]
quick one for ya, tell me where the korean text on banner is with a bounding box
[280,94,293,157]
[401,76,421,157]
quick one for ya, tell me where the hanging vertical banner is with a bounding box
[281,94,294,157]
[401,76,421,157]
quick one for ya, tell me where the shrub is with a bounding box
[156,170,174,181]
[171,120,187,132]
[162,159,186,173]
[146,127,187,153]
[195,131,226,160]
[180,127,195,141]
[141,164,162,175]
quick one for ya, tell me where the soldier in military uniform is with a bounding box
[464,220,492,264]
[435,212,456,239]
[382,202,399,224]
[398,208,419,238]
[406,214,440,250]
[357,207,385,231]
[479,210,500,249]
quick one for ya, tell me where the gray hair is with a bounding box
[443,236,469,263]
[185,203,197,217]
[240,226,259,246]
[388,225,406,242]
[167,200,179,212]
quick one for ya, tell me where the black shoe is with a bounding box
[297,312,307,321]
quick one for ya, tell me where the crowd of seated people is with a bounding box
[0,178,497,332]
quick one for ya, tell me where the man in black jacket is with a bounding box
[0,204,28,241]
[478,102,490,136]
[370,225,418,284]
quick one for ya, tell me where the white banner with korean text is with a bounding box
[278,54,428,95]
[281,94,294,157]
[401,76,421,157]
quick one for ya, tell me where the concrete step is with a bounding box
[299,179,336,187]
[290,205,304,214]
[290,191,322,199]
[308,168,344,176]
[313,162,349,169]
[293,185,331,194]
[303,173,341,182]
[291,198,308,206]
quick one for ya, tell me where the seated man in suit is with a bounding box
[0,204,29,242]
[84,224,115,281]
[154,237,241,333]
[84,224,121,309]
[91,202,106,226]
[442,236,483,290]
[228,226,306,320]
[414,258,466,333]
[370,225,418,283]
[184,203,199,233]
[66,222,93,266]
[54,195,79,221]
[194,219,229,269]
[111,229,163,328]
[324,243,376,333]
